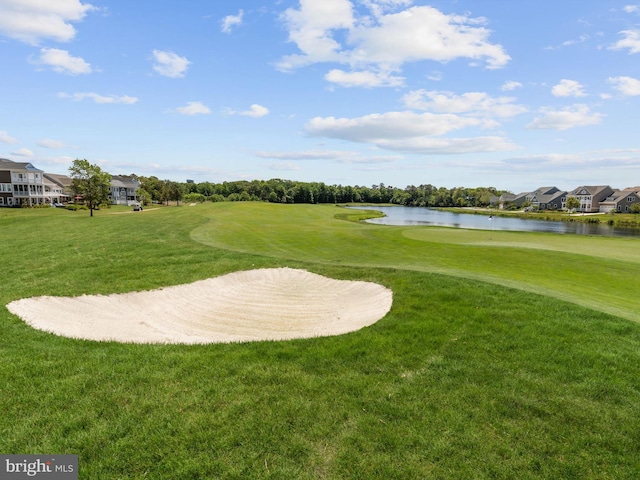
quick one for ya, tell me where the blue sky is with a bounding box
[1,0,640,193]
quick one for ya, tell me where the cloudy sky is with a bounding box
[1,0,640,192]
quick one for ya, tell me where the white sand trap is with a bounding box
[6,268,393,344]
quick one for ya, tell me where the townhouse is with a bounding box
[0,158,47,207]
[599,187,640,213]
[0,158,139,207]
[500,184,640,213]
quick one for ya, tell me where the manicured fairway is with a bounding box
[1,203,639,479]
[193,202,640,322]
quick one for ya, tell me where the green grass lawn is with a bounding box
[1,203,639,479]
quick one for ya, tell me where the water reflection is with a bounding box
[349,206,640,238]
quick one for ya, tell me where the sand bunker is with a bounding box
[6,268,393,344]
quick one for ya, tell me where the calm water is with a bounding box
[349,206,640,238]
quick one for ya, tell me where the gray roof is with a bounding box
[569,185,612,196]
[111,175,140,189]
[43,173,73,188]
[0,158,43,172]
[527,186,566,204]
[601,188,640,204]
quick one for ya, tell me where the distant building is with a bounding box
[109,175,141,205]
[525,186,566,210]
[599,187,640,213]
[0,158,47,207]
[43,173,73,203]
[565,186,614,213]
[1,158,140,207]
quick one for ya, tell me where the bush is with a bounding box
[183,193,206,203]
[65,204,88,211]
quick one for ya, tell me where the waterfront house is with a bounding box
[565,185,614,213]
[599,187,640,213]
[525,186,567,210]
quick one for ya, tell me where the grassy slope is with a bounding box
[1,203,639,479]
[192,202,640,323]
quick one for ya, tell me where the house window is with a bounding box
[627,196,635,202]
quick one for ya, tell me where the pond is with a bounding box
[348,206,640,238]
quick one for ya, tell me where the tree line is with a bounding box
[132,176,505,208]
[67,158,505,213]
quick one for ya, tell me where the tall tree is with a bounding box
[161,180,184,206]
[69,159,111,217]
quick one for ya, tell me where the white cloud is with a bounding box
[304,110,517,154]
[221,10,244,33]
[608,76,640,96]
[151,50,190,78]
[35,48,91,75]
[11,147,33,157]
[0,0,94,45]
[278,3,509,85]
[501,81,523,91]
[562,34,589,48]
[623,5,639,13]
[226,104,270,118]
[348,6,509,68]
[403,90,527,117]
[256,150,348,160]
[58,92,138,104]
[265,162,302,171]
[498,149,640,172]
[255,149,402,164]
[552,79,586,97]
[370,136,517,154]
[37,138,67,149]
[526,104,603,131]
[360,0,413,18]
[243,104,269,117]
[325,69,404,88]
[610,29,640,54]
[175,101,211,115]
[306,111,482,141]
[278,0,355,70]
[0,130,18,144]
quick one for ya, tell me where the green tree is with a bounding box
[629,203,640,214]
[565,196,581,212]
[68,159,111,217]
[161,180,184,206]
[136,187,152,206]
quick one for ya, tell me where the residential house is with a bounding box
[499,187,566,210]
[599,187,640,213]
[109,175,140,205]
[498,191,529,209]
[43,173,73,204]
[525,186,566,210]
[0,158,47,207]
[565,185,614,213]
[1,159,140,207]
